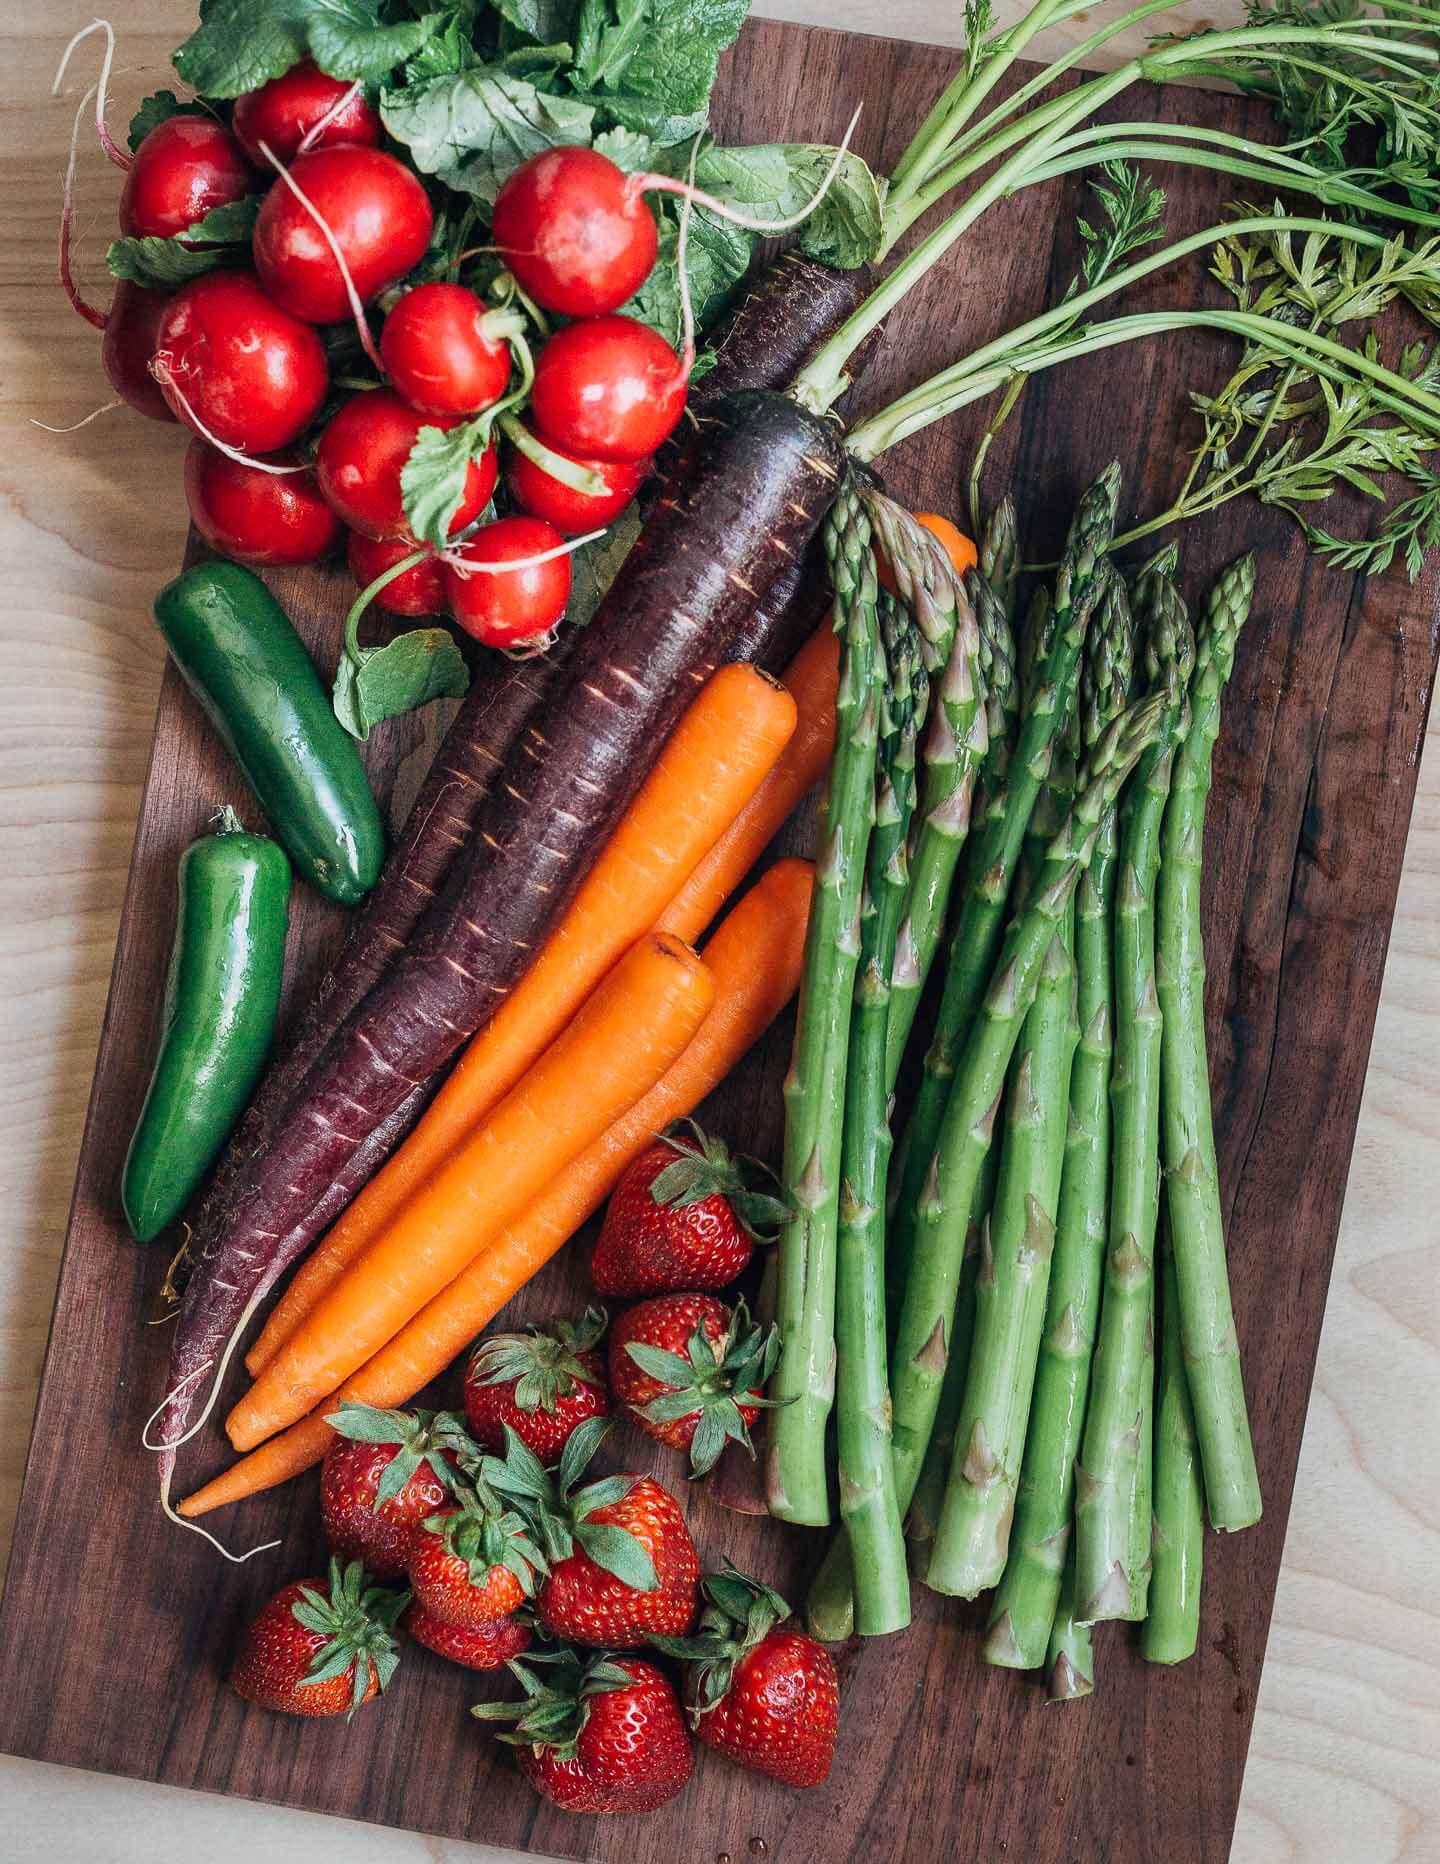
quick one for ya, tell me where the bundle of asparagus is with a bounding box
[769,465,1261,1692]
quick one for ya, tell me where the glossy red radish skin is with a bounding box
[531,315,686,464]
[380,283,512,417]
[492,148,658,316]
[347,530,447,617]
[119,116,252,239]
[253,146,433,325]
[317,388,496,542]
[155,273,328,452]
[101,281,176,421]
[232,61,381,166]
[507,429,645,534]
[443,515,571,647]
[185,439,340,566]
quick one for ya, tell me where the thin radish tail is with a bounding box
[52,18,131,170]
[148,355,310,474]
[60,84,109,331]
[33,399,123,433]
[257,142,387,375]
[633,103,863,243]
[439,527,606,576]
[295,79,364,156]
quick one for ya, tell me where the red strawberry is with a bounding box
[402,1602,531,1670]
[590,1122,785,1297]
[655,1564,838,1788]
[407,1482,545,1630]
[464,1307,610,1462]
[319,1403,474,1579]
[482,1417,698,1647]
[231,1558,405,1718]
[608,1294,780,1474]
[475,1651,692,1814]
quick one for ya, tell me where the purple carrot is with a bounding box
[152,389,846,1488]
[152,1081,428,1554]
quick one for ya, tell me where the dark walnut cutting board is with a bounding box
[2,17,1436,1863]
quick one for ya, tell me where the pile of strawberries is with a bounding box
[230,1123,836,1816]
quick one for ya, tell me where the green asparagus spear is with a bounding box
[905,1145,996,1579]
[979,495,1019,624]
[805,691,1162,1642]
[884,567,1013,1322]
[1074,560,1195,1623]
[768,483,883,1527]
[864,491,968,677]
[835,599,926,1634]
[1123,1274,1156,1621]
[925,915,1079,1599]
[1157,553,1262,1532]
[888,467,1120,1334]
[889,687,1164,1569]
[1045,1553,1096,1702]
[984,566,1137,1667]
[884,556,988,1093]
[1142,1220,1205,1663]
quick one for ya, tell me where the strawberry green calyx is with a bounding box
[652,1562,790,1721]
[469,1307,608,1414]
[481,1417,660,1594]
[473,1649,633,1758]
[292,1557,408,1716]
[324,1402,477,1507]
[425,1479,547,1596]
[649,1121,788,1242]
[623,1300,783,1475]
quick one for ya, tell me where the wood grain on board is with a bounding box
[1,15,1438,1864]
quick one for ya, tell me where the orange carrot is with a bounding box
[179,860,814,1518]
[246,662,795,1377]
[226,933,715,1451]
[656,627,837,944]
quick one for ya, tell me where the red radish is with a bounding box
[186,439,340,567]
[101,281,176,422]
[531,315,686,464]
[155,272,328,452]
[491,148,658,317]
[346,530,447,617]
[253,145,433,325]
[232,60,381,166]
[443,516,571,648]
[380,283,514,417]
[119,116,252,240]
[317,388,495,542]
[507,427,645,534]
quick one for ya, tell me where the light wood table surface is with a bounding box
[2,5,1436,1860]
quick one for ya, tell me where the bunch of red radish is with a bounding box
[82,60,692,650]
